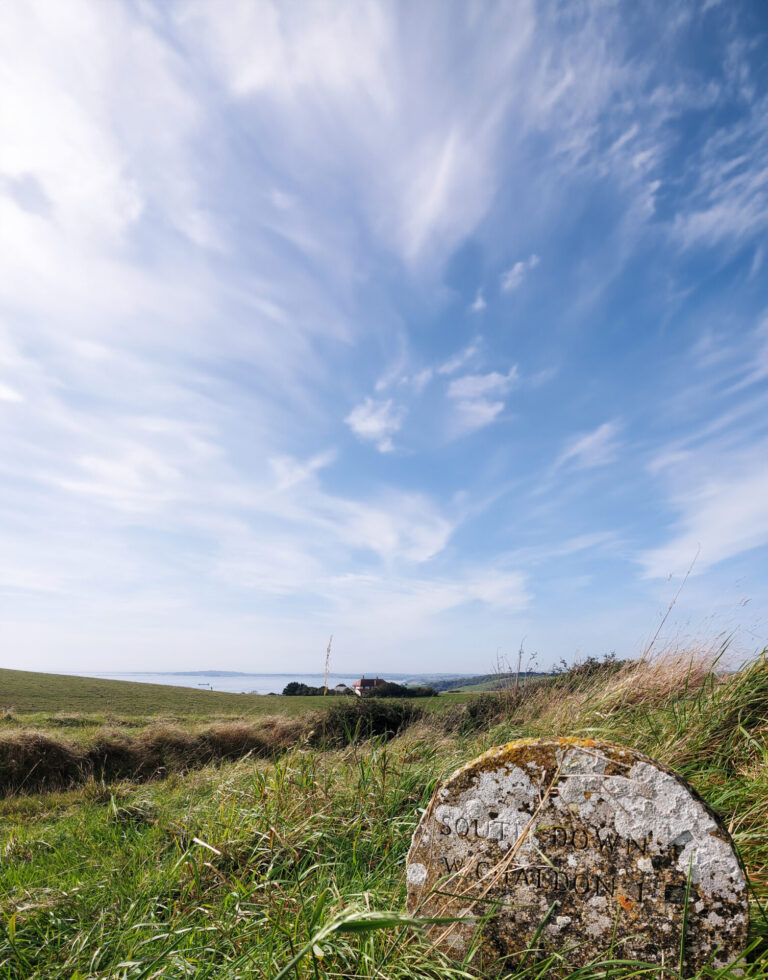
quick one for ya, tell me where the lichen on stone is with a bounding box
[406,737,748,976]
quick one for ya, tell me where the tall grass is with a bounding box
[0,651,767,978]
[0,699,431,795]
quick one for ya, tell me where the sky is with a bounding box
[1,0,768,675]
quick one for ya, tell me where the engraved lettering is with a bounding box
[574,873,590,895]
[594,874,615,896]
[407,740,748,972]
[493,865,642,901]
[630,878,647,902]
[488,820,505,840]
[572,828,589,849]
[475,861,491,880]
[540,868,556,890]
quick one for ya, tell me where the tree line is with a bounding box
[281,680,437,698]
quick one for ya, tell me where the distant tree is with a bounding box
[282,681,318,696]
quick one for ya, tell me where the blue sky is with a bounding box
[1,0,767,674]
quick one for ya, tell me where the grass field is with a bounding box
[0,670,475,796]
[0,668,473,728]
[0,668,347,719]
[1,654,767,978]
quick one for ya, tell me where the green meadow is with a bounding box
[1,656,767,978]
[0,667,473,733]
[1,667,347,721]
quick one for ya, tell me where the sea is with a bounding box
[57,671,424,695]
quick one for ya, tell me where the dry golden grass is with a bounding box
[499,649,720,737]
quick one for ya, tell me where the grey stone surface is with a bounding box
[406,738,748,974]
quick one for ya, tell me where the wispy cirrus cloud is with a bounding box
[3,0,768,673]
[640,444,768,578]
[178,0,538,271]
[500,253,540,292]
[671,95,768,252]
[437,340,481,376]
[556,421,622,470]
[639,311,768,579]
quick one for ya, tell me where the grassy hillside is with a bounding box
[431,671,547,692]
[0,669,475,795]
[1,653,767,978]
[0,668,329,717]
[0,668,473,724]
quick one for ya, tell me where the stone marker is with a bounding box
[406,738,748,974]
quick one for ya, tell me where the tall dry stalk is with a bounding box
[323,633,333,696]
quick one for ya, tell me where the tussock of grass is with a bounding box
[0,717,317,794]
[0,700,430,794]
[0,650,767,978]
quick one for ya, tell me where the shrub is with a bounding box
[437,690,519,733]
[552,652,628,687]
[315,698,423,746]
[367,681,437,698]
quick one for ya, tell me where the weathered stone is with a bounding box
[406,737,748,974]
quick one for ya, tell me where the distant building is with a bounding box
[353,675,385,696]
[334,683,350,693]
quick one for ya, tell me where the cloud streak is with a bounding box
[556,422,622,471]
[500,253,540,292]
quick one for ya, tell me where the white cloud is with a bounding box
[0,0,212,260]
[3,0,767,672]
[452,398,505,433]
[179,0,537,270]
[437,341,480,376]
[556,421,621,470]
[638,313,768,579]
[640,450,768,578]
[470,289,486,313]
[671,95,768,251]
[335,566,531,626]
[0,382,22,402]
[447,368,518,401]
[410,368,434,393]
[730,316,768,392]
[345,397,405,453]
[500,253,540,292]
[446,368,517,435]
